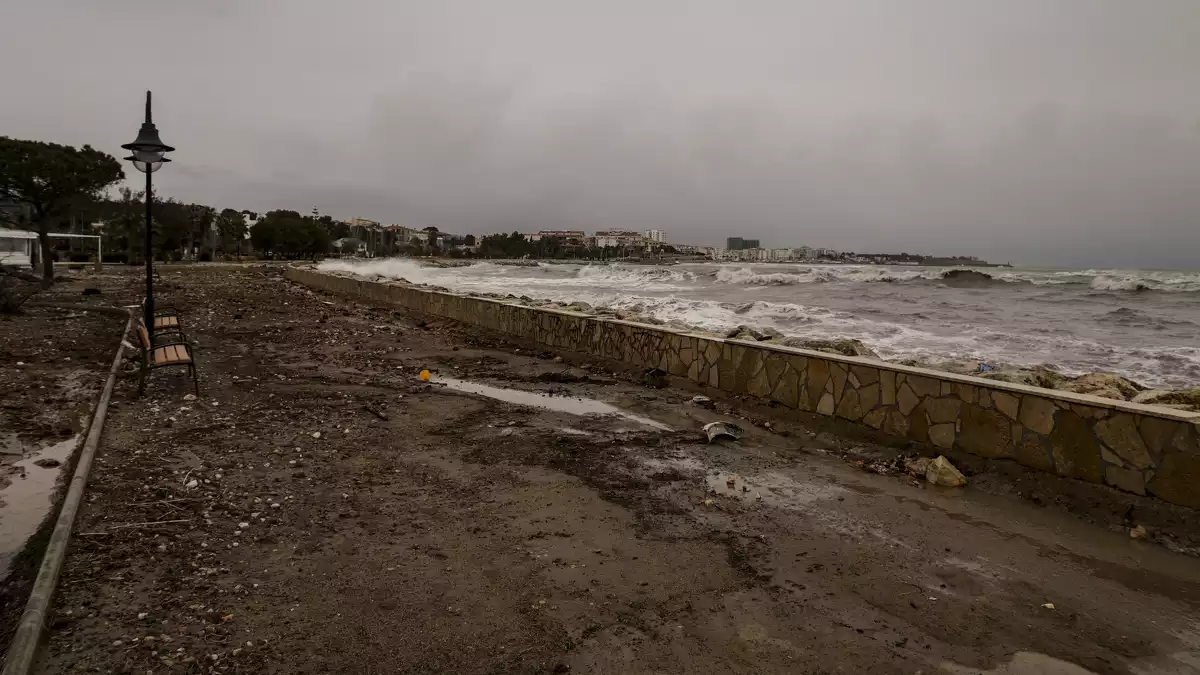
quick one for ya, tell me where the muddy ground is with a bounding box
[7,264,1200,674]
[0,287,125,645]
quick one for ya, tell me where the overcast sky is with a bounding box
[3,1,1199,267]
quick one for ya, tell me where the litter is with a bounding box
[703,421,744,443]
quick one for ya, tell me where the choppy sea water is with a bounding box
[318,259,1200,389]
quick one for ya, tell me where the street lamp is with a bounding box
[121,91,174,339]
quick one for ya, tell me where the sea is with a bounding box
[318,259,1200,390]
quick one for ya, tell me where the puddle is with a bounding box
[940,651,1099,674]
[432,377,671,431]
[0,434,81,580]
[707,470,846,507]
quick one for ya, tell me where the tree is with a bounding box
[186,204,216,259]
[216,208,247,258]
[250,210,330,259]
[0,137,123,284]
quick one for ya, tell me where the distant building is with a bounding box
[528,230,586,244]
[725,237,760,251]
[594,230,645,248]
[645,229,667,244]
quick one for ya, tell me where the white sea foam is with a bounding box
[318,259,1200,387]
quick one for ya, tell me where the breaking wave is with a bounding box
[713,266,936,286]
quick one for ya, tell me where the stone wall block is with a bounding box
[929,423,956,448]
[992,391,1019,420]
[1095,414,1153,469]
[746,358,773,398]
[863,408,886,429]
[884,409,910,437]
[807,360,831,411]
[817,393,835,415]
[836,388,863,422]
[1137,416,1180,462]
[908,401,931,444]
[1146,423,1200,507]
[950,382,978,404]
[881,370,896,405]
[857,383,880,411]
[764,355,787,393]
[907,375,940,399]
[926,397,962,424]
[1019,396,1056,435]
[897,383,919,416]
[1105,466,1146,495]
[830,363,848,404]
[1048,410,1103,483]
[1015,434,1056,472]
[958,405,1015,459]
[770,370,800,409]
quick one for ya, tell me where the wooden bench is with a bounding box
[136,322,200,396]
[141,298,185,336]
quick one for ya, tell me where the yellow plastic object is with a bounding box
[419,369,431,382]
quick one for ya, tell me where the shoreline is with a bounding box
[324,266,1199,410]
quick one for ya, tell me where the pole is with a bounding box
[144,167,153,339]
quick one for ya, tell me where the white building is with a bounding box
[0,230,37,268]
[645,229,667,244]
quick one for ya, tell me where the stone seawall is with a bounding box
[286,267,1200,509]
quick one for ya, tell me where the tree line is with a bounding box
[0,136,350,282]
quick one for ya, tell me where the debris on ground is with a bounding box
[703,421,744,443]
[1130,524,1148,539]
[926,455,968,487]
[691,395,715,409]
[642,368,668,388]
[904,457,932,477]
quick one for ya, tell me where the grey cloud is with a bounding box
[3,0,1199,267]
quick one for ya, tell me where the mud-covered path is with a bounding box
[33,265,1200,675]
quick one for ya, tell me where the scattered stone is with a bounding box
[903,457,932,477]
[311,431,321,439]
[757,326,784,341]
[1059,372,1143,401]
[185,479,199,489]
[1131,388,1200,411]
[725,324,765,341]
[1041,603,1055,610]
[777,337,879,359]
[183,393,197,401]
[1130,525,1148,540]
[925,456,967,487]
[691,395,715,409]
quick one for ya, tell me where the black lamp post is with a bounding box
[122,91,174,339]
